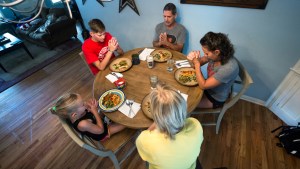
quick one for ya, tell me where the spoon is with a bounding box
[126,99,133,117]
[129,99,134,115]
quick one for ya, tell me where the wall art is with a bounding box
[180,0,268,9]
[119,0,139,15]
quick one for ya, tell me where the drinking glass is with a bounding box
[146,55,154,69]
[166,59,175,72]
[149,75,158,89]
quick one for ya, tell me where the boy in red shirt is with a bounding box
[82,19,124,75]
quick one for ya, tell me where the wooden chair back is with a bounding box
[192,58,253,134]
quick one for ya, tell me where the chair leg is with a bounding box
[216,109,227,134]
[108,154,121,169]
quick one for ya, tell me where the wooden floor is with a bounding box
[0,49,299,169]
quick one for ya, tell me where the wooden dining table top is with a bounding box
[93,47,203,129]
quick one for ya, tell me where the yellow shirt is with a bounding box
[136,118,204,169]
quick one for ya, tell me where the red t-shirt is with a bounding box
[82,32,115,75]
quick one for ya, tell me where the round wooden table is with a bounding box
[93,48,203,129]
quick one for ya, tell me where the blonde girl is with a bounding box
[50,93,125,141]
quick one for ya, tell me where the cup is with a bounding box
[146,55,154,69]
[132,54,140,65]
[166,59,175,72]
[149,75,158,89]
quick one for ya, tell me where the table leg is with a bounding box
[0,62,8,72]
[22,43,34,59]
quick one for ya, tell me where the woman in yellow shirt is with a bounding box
[136,83,204,169]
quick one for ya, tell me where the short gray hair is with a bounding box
[150,83,187,140]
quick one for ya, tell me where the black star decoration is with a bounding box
[119,0,139,16]
[96,0,104,7]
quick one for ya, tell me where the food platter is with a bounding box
[174,67,198,86]
[98,89,125,112]
[151,49,172,62]
[141,94,153,119]
[109,58,132,72]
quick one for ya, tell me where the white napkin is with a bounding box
[175,60,191,68]
[139,48,155,61]
[105,72,123,83]
[178,90,188,101]
[118,100,141,118]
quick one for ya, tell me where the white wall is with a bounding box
[76,0,300,102]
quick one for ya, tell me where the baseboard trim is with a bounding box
[233,92,266,106]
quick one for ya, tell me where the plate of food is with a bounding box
[151,49,172,62]
[174,67,198,86]
[109,58,132,72]
[98,89,125,112]
[141,94,153,119]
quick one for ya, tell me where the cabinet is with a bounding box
[266,59,300,125]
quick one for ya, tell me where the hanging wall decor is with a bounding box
[82,0,104,7]
[119,0,139,16]
[180,0,268,9]
[96,0,104,7]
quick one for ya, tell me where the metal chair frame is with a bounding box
[59,117,139,169]
[79,51,93,75]
[191,58,253,134]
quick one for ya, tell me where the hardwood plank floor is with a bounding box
[0,49,299,169]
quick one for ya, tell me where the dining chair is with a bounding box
[58,117,139,169]
[191,58,253,134]
[79,51,93,75]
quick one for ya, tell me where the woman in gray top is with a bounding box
[187,32,239,108]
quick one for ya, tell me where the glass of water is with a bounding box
[149,75,158,89]
[146,55,154,69]
[166,59,175,72]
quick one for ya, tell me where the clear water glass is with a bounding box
[150,75,158,89]
[147,55,154,69]
[167,59,175,72]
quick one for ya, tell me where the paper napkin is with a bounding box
[139,48,155,61]
[180,93,188,101]
[175,60,191,68]
[105,72,123,83]
[178,90,188,101]
[118,100,141,118]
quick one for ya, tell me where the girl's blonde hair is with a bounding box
[150,83,187,140]
[50,93,80,119]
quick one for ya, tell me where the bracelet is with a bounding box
[108,49,114,53]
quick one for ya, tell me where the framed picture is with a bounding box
[180,0,268,9]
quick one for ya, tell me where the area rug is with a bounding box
[0,38,82,93]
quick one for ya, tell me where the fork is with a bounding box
[176,62,190,66]
[111,72,120,79]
